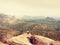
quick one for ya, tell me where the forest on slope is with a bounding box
[0,14,60,41]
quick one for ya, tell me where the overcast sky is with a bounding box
[0,0,60,18]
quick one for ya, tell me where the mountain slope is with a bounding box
[8,33,32,45]
[8,33,55,45]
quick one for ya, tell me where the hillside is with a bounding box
[0,14,60,42]
[8,33,55,45]
[0,32,60,45]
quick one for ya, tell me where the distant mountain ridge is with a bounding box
[23,15,45,20]
[0,14,58,27]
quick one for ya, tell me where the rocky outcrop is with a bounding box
[8,33,54,45]
[0,33,60,45]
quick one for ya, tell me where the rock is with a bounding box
[0,41,8,45]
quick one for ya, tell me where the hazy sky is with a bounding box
[0,0,60,18]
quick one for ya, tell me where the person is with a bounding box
[27,31,29,34]
[27,35,37,44]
